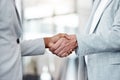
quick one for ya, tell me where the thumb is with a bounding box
[64,34,71,40]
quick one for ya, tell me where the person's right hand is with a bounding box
[44,33,70,48]
[49,34,78,57]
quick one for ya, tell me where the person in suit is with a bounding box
[50,0,120,80]
[0,0,71,80]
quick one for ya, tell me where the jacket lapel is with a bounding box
[14,0,22,27]
[89,0,112,34]
[15,6,22,25]
[85,0,101,33]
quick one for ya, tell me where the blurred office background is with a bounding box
[17,0,94,80]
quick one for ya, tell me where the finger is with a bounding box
[58,38,77,55]
[50,38,64,52]
[58,33,71,40]
[57,41,75,55]
[60,52,70,57]
[51,34,62,43]
[49,38,66,53]
[63,34,71,40]
[57,52,68,58]
[57,47,72,56]
[59,49,73,57]
[54,39,67,54]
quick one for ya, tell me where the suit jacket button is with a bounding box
[17,39,20,44]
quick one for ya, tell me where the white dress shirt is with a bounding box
[85,0,108,64]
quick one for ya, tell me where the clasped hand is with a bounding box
[44,34,78,57]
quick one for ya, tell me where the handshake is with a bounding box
[44,33,78,57]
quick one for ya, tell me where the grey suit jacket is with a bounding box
[0,0,45,80]
[76,0,120,80]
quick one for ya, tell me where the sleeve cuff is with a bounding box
[75,34,90,56]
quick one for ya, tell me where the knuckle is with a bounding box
[58,33,62,36]
[51,47,56,51]
[54,50,58,54]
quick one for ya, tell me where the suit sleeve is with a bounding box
[76,3,120,56]
[20,38,45,56]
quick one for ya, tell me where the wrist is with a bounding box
[74,35,78,48]
[44,37,51,48]
[70,35,78,48]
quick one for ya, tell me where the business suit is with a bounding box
[76,0,120,80]
[0,0,45,80]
